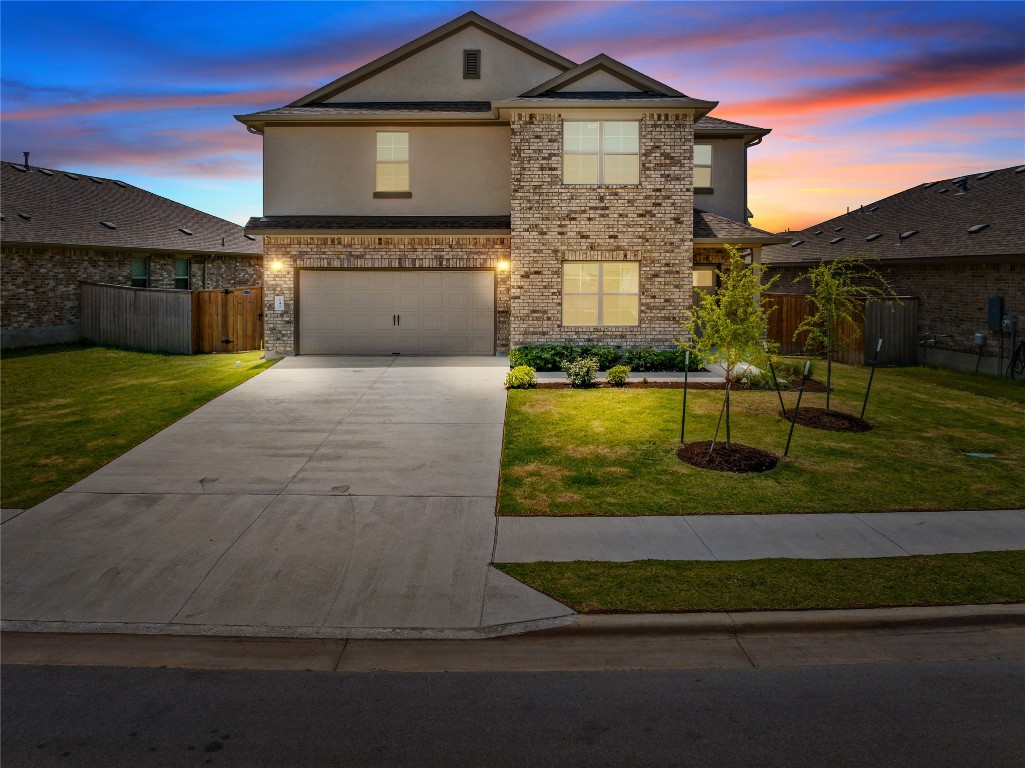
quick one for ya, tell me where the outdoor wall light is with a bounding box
[496,260,510,271]
[271,260,284,271]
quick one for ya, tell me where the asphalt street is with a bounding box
[3,660,1022,767]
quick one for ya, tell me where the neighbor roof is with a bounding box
[0,162,261,255]
[762,166,1025,266]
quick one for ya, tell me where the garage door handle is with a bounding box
[397,314,401,326]
[392,314,396,326]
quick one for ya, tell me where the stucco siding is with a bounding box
[693,138,747,223]
[263,125,511,216]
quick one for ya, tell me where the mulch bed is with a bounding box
[677,441,779,473]
[782,406,873,432]
[532,379,829,391]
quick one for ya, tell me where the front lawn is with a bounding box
[1,345,275,509]
[500,363,1025,515]
[496,551,1025,612]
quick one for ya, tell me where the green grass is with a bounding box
[1,345,276,509]
[500,363,1025,515]
[496,551,1025,612]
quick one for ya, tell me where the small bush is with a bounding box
[740,357,816,389]
[563,357,599,388]
[504,365,537,390]
[606,365,631,386]
[739,367,777,390]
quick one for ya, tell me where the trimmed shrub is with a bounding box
[621,347,703,372]
[606,365,631,386]
[510,344,619,372]
[563,357,599,388]
[504,365,537,390]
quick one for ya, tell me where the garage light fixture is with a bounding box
[496,260,510,271]
[271,260,284,271]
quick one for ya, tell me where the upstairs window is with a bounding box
[463,49,481,79]
[174,258,191,290]
[376,132,409,193]
[131,256,149,288]
[563,121,639,185]
[694,144,712,188]
[562,261,640,327]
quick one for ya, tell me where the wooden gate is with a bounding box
[193,287,263,353]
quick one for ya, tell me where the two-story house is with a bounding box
[237,11,785,357]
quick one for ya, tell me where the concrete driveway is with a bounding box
[1,356,573,639]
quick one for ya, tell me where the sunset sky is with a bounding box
[2,1,1023,232]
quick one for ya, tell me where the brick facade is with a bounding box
[262,235,512,355]
[768,260,1025,360]
[509,111,695,348]
[1,244,262,347]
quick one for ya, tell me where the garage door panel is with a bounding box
[299,270,494,355]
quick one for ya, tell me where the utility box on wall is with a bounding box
[987,296,1004,332]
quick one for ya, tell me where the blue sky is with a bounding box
[2,1,1023,231]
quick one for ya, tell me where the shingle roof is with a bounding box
[0,162,261,255]
[245,215,512,231]
[694,209,787,243]
[246,102,494,117]
[694,116,770,135]
[762,166,1025,265]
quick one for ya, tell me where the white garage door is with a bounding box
[299,270,495,355]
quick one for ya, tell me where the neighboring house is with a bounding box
[762,166,1025,375]
[0,160,263,349]
[236,11,785,357]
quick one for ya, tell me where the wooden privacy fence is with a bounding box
[81,282,263,355]
[763,293,919,366]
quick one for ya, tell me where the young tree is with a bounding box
[681,245,778,449]
[792,258,897,411]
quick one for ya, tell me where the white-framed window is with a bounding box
[563,121,640,185]
[174,258,191,290]
[131,256,149,288]
[562,261,640,327]
[694,144,712,188]
[376,132,409,192]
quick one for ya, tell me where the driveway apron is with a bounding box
[1,356,573,639]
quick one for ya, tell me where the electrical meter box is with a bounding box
[1003,315,1018,333]
[987,296,1004,331]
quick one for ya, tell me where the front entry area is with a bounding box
[298,270,495,355]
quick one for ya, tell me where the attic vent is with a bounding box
[899,230,918,240]
[833,226,844,232]
[1016,166,1025,173]
[866,233,881,242]
[178,227,194,236]
[952,176,966,184]
[100,221,117,229]
[813,230,823,236]
[38,168,54,176]
[830,237,844,244]
[975,172,993,180]
[64,173,79,180]
[968,224,989,234]
[868,206,879,212]
[243,234,257,241]
[790,240,804,247]
[113,180,128,188]
[937,188,949,194]
[18,212,32,220]
[463,49,481,79]
[922,182,935,188]
[88,176,103,184]
[10,164,27,173]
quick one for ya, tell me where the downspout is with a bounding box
[743,136,762,225]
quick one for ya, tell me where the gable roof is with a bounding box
[520,54,684,97]
[694,209,789,245]
[289,11,576,106]
[762,165,1025,266]
[0,161,261,255]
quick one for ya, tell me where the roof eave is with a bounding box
[247,227,510,237]
[495,98,718,114]
[695,236,792,246]
[0,237,261,256]
[236,110,499,129]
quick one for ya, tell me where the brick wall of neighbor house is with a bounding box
[262,235,512,355]
[0,245,263,347]
[509,111,694,348]
[769,261,1025,359]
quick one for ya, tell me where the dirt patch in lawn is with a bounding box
[677,441,779,473]
[783,407,873,433]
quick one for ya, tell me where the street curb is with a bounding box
[537,604,1025,637]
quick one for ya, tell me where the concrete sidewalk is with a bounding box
[1,356,574,640]
[495,509,1025,562]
